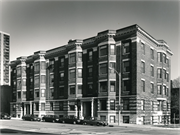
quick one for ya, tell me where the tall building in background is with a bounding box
[10,24,173,125]
[0,31,10,86]
[0,31,11,114]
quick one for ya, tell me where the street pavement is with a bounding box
[0,118,180,135]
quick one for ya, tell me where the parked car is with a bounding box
[42,115,60,123]
[0,112,11,120]
[22,114,41,122]
[60,116,83,124]
[83,117,108,126]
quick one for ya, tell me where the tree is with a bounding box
[172,77,180,88]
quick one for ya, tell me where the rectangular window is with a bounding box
[70,69,75,78]
[60,57,64,67]
[100,100,107,110]
[69,53,76,63]
[49,60,54,72]
[88,67,93,77]
[50,74,54,87]
[17,67,21,75]
[110,81,115,92]
[110,44,115,55]
[41,103,45,111]
[88,84,93,94]
[151,83,154,93]
[35,103,39,111]
[163,86,166,95]
[69,105,75,111]
[163,69,166,79]
[141,80,145,92]
[110,116,115,123]
[123,61,130,72]
[78,85,82,94]
[141,43,145,54]
[167,88,169,96]
[50,88,54,97]
[35,91,39,97]
[17,80,21,89]
[41,75,46,83]
[167,58,169,66]
[100,63,107,74]
[157,85,162,95]
[100,45,107,56]
[166,73,169,82]
[41,61,46,70]
[123,42,130,54]
[35,76,40,87]
[158,52,162,62]
[78,52,82,62]
[157,68,162,78]
[23,91,26,98]
[59,87,64,96]
[110,100,115,110]
[34,62,40,72]
[88,50,93,61]
[70,85,75,95]
[151,66,154,77]
[163,53,166,63]
[141,61,145,73]
[50,102,53,111]
[78,69,82,78]
[109,63,116,73]
[150,48,154,59]
[59,101,63,111]
[123,99,129,110]
[123,80,130,91]
[41,89,45,97]
[60,72,64,81]
[100,82,107,92]
[141,100,145,110]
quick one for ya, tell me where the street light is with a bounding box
[109,67,121,126]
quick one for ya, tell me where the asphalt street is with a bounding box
[0,119,179,135]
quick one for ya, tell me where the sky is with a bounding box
[0,0,180,80]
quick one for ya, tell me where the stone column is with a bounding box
[80,101,83,119]
[91,99,94,118]
[75,105,78,117]
[24,104,26,115]
[30,102,32,114]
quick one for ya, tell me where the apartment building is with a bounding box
[10,24,173,125]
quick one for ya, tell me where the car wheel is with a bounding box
[83,122,87,125]
[52,120,55,123]
[31,119,33,121]
[62,120,65,123]
[73,121,76,124]
[96,123,100,126]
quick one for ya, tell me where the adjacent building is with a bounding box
[10,24,173,125]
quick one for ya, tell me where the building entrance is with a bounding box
[83,102,91,118]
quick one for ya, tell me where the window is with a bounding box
[166,73,169,82]
[100,82,107,92]
[23,91,26,98]
[17,80,21,89]
[151,83,154,93]
[141,80,145,92]
[88,67,93,77]
[41,89,45,97]
[78,69,82,78]
[70,85,75,94]
[167,88,169,96]
[78,52,82,62]
[150,48,154,59]
[123,42,130,54]
[141,43,145,54]
[150,66,154,77]
[123,99,129,110]
[100,63,107,74]
[163,86,166,95]
[35,103,39,111]
[100,45,107,56]
[41,61,46,70]
[41,75,46,83]
[88,50,93,61]
[69,105,75,111]
[50,74,54,87]
[110,81,115,92]
[78,85,82,94]
[163,69,166,79]
[17,67,21,75]
[88,84,93,94]
[167,58,169,66]
[60,57,64,67]
[123,80,130,91]
[50,88,54,97]
[163,53,166,63]
[157,101,163,111]
[59,101,63,111]
[41,103,45,111]
[59,87,64,96]
[141,61,145,73]
[123,61,130,72]
[35,76,40,87]
[35,91,39,97]
[141,100,145,110]
[50,102,53,111]
[110,62,116,73]
[110,100,115,110]
[110,44,115,55]
[70,69,75,78]
[69,53,75,63]
[158,52,162,62]
[157,85,162,95]
[34,62,40,72]
[100,100,107,110]
[60,72,64,81]
[123,116,129,123]
[157,68,162,78]
[110,116,115,123]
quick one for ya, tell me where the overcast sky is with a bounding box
[1,0,179,79]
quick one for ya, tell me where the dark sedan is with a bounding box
[22,114,41,122]
[60,116,82,124]
[83,117,108,126]
[42,115,60,123]
[0,112,11,120]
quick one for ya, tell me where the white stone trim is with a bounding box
[98,41,116,46]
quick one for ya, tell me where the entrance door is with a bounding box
[83,102,91,118]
